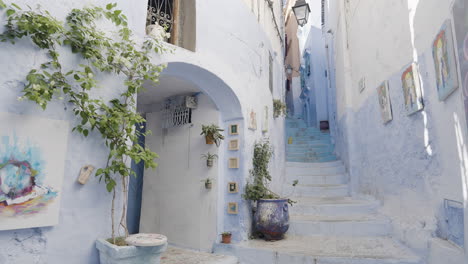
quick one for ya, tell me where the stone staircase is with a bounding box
[215,118,423,264]
[285,118,337,163]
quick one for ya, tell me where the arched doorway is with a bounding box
[128,62,243,251]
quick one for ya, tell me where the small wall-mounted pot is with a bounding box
[207,159,214,167]
[221,233,231,244]
[205,135,214,145]
[205,181,212,189]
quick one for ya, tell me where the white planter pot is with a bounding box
[96,239,167,264]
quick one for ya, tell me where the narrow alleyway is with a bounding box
[216,118,422,263]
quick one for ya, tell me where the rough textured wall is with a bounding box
[0,0,287,262]
[0,1,146,263]
[329,0,468,260]
[155,0,287,244]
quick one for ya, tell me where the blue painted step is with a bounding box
[285,118,336,164]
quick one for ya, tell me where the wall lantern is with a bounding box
[286,64,293,76]
[292,0,311,27]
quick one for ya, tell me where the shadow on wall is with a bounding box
[333,0,468,254]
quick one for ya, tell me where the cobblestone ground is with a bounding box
[161,246,237,264]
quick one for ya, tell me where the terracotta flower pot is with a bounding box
[205,182,212,189]
[205,135,214,145]
[221,234,231,244]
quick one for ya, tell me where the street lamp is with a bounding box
[292,0,311,27]
[286,64,293,76]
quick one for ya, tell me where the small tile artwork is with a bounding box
[227,202,238,214]
[228,158,239,169]
[228,139,239,151]
[228,182,238,193]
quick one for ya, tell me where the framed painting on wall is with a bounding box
[227,202,238,214]
[228,139,239,151]
[401,63,424,115]
[452,0,468,132]
[228,182,238,193]
[229,124,239,135]
[0,112,69,231]
[377,81,393,124]
[432,19,459,101]
[228,158,239,169]
[248,109,257,131]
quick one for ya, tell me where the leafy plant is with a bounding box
[221,231,232,236]
[201,178,213,184]
[200,124,224,146]
[273,99,287,118]
[0,2,166,244]
[201,152,218,161]
[243,140,295,205]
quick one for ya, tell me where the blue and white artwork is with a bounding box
[0,112,68,230]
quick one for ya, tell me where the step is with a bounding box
[287,161,343,168]
[286,165,345,176]
[288,132,331,137]
[285,173,347,185]
[286,152,336,159]
[214,236,421,264]
[289,197,380,216]
[162,246,238,264]
[286,143,333,148]
[284,184,349,197]
[290,139,332,145]
[286,146,335,154]
[288,214,392,237]
[286,156,338,163]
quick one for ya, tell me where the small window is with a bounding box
[147,0,196,51]
[321,0,325,26]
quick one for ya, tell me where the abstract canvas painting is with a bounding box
[401,63,424,115]
[377,81,393,124]
[453,0,468,131]
[0,112,68,230]
[432,19,459,101]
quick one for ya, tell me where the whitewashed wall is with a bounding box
[0,0,286,263]
[140,94,219,252]
[327,0,468,261]
[0,1,147,263]
[151,0,287,245]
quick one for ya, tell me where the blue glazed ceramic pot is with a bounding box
[254,199,289,240]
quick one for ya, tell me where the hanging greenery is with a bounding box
[243,141,278,201]
[273,99,287,118]
[0,2,166,244]
[243,140,296,205]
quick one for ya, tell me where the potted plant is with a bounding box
[201,152,218,167]
[201,178,213,189]
[221,232,232,244]
[0,3,168,263]
[201,124,224,146]
[273,99,287,118]
[243,140,295,241]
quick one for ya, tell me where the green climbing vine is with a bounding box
[0,2,166,243]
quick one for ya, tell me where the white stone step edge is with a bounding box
[286,161,343,168]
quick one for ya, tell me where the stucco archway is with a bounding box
[129,62,244,251]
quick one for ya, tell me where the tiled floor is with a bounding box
[161,246,238,264]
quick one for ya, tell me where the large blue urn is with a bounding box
[254,199,289,240]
